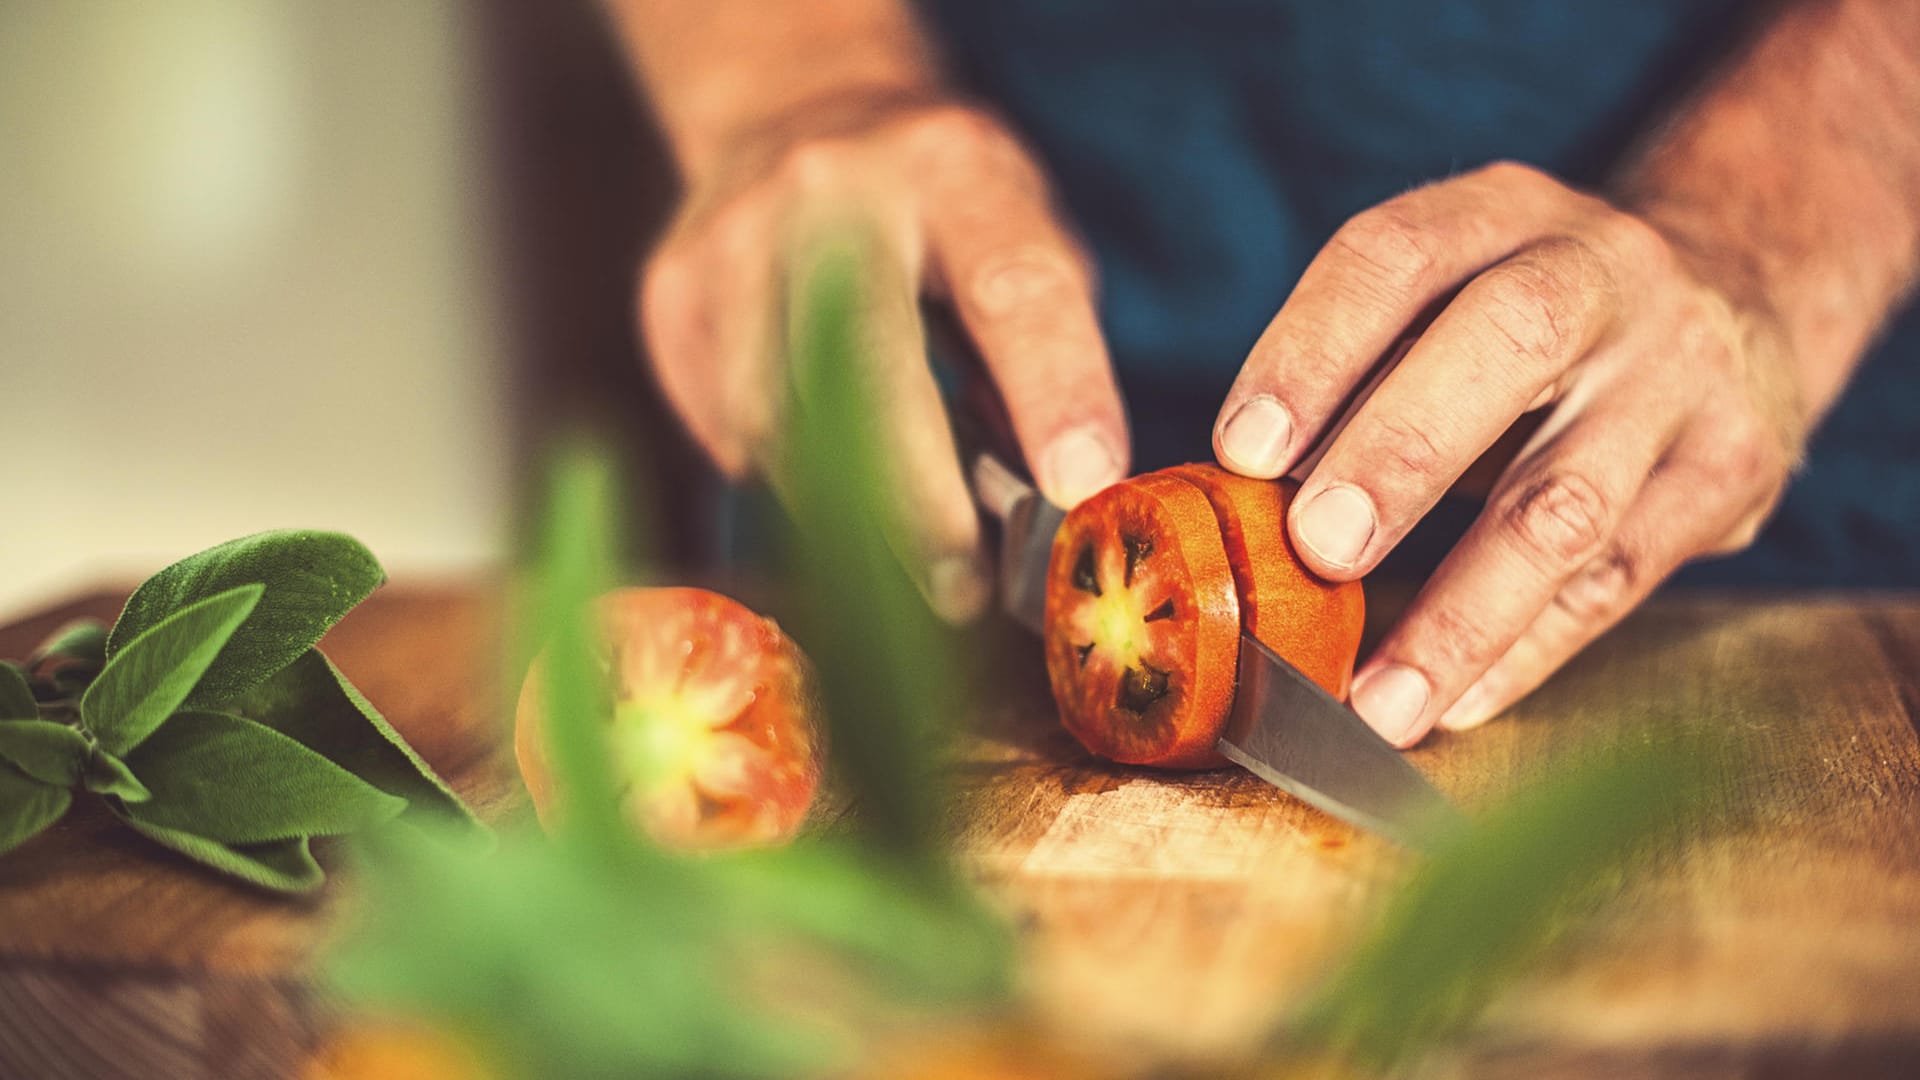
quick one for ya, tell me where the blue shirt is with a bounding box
[918,0,1920,586]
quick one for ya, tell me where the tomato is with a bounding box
[515,587,823,848]
[1167,465,1365,701]
[1043,467,1367,770]
[1042,473,1242,768]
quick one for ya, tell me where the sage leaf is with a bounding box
[119,815,323,893]
[106,530,384,709]
[35,619,107,665]
[0,764,72,856]
[0,663,36,720]
[84,750,152,803]
[233,649,484,839]
[83,585,264,757]
[122,709,406,844]
[0,720,89,786]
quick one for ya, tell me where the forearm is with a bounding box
[1615,0,1920,420]
[604,0,943,180]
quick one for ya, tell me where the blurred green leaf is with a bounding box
[0,720,89,787]
[119,815,324,893]
[106,530,385,708]
[328,237,1013,1079]
[0,663,37,720]
[1283,724,1742,1071]
[122,709,406,844]
[83,584,263,756]
[780,238,963,860]
[233,648,485,840]
[0,763,71,856]
[335,825,842,1080]
[34,619,107,665]
[527,442,628,860]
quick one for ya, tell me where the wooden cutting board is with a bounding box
[2,586,1918,1078]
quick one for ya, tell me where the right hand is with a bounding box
[639,91,1129,622]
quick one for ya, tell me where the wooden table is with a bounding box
[3,586,1918,1078]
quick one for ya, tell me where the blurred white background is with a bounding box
[0,1,510,618]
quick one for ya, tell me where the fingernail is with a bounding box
[1040,427,1122,507]
[1294,484,1376,570]
[1439,679,1496,731]
[927,553,991,624]
[1218,395,1293,478]
[1351,664,1431,745]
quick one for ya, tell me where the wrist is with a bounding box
[1620,186,1862,429]
[610,4,944,184]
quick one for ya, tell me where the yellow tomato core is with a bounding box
[613,695,712,790]
[1083,586,1146,666]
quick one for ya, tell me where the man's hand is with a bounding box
[1217,0,1920,747]
[1214,161,1807,745]
[609,0,1126,622]
[641,93,1127,621]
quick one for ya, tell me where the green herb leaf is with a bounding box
[526,444,628,859]
[82,585,264,757]
[106,530,385,709]
[231,649,483,840]
[333,826,844,1079]
[119,815,323,893]
[0,720,89,786]
[121,709,407,844]
[0,764,72,856]
[34,619,107,665]
[1284,726,1737,1070]
[84,750,152,803]
[782,239,962,859]
[0,662,37,721]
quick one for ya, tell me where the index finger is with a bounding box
[1214,162,1571,479]
[926,181,1130,508]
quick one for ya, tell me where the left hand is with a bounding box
[1212,161,1809,746]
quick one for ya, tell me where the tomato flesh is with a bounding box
[516,587,823,848]
[1043,473,1241,768]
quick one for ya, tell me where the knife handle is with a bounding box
[921,300,1035,523]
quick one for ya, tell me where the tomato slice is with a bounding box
[516,587,823,848]
[1167,465,1365,700]
[1043,473,1242,768]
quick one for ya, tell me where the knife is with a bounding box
[966,448,1465,851]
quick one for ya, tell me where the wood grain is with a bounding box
[2,586,1918,1077]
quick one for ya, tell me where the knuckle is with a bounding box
[1552,549,1637,623]
[1371,412,1450,481]
[1418,603,1504,673]
[1712,514,1765,555]
[1503,469,1613,568]
[1472,256,1584,371]
[772,138,852,190]
[1599,209,1671,270]
[1703,414,1790,491]
[1328,205,1444,300]
[967,244,1088,317]
[906,105,1030,178]
[1475,159,1550,190]
[908,103,1003,149]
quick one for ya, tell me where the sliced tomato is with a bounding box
[515,587,823,849]
[1043,473,1241,768]
[1168,465,1365,700]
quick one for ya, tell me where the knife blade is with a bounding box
[1218,634,1463,849]
[967,448,1462,850]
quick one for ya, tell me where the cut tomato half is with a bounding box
[1043,472,1241,768]
[1168,465,1365,700]
[516,587,823,849]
